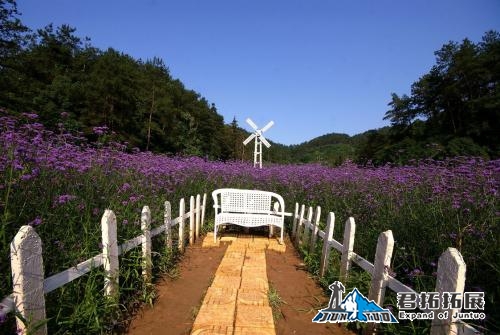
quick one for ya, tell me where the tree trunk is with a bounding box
[146,86,155,151]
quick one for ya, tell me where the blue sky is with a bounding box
[17,0,500,145]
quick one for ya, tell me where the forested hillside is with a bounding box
[1,0,499,165]
[0,1,236,159]
[370,31,500,164]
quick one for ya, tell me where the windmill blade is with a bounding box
[260,135,271,148]
[243,133,256,146]
[246,118,259,131]
[261,120,274,133]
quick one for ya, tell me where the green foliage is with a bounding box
[267,284,284,321]
[0,0,29,60]
[375,31,500,164]
[0,3,229,158]
[289,133,356,165]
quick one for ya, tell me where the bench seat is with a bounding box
[215,213,284,228]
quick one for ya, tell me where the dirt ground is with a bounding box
[126,232,353,335]
[266,237,353,335]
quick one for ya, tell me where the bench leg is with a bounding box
[269,225,274,238]
[214,224,217,244]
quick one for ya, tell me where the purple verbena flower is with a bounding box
[92,126,109,136]
[21,112,38,120]
[54,194,77,206]
[28,217,42,226]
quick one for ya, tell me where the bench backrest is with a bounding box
[214,189,276,213]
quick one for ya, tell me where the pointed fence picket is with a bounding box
[164,200,172,250]
[1,193,207,335]
[292,202,481,335]
[178,198,186,252]
[10,226,47,335]
[141,206,152,284]
[189,196,195,245]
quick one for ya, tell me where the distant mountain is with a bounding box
[265,131,377,166]
[289,132,357,165]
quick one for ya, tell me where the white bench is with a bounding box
[212,188,290,244]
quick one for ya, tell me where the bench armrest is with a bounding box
[274,211,293,217]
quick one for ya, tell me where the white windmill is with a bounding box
[243,118,274,169]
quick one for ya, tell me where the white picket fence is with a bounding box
[1,193,207,335]
[292,203,482,335]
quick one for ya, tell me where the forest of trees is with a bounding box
[0,0,237,159]
[1,0,499,165]
[373,30,500,164]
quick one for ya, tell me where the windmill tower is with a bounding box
[243,118,274,169]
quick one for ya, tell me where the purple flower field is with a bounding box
[1,113,499,333]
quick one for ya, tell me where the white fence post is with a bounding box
[302,206,313,248]
[164,201,172,251]
[295,204,305,246]
[179,198,185,252]
[319,212,335,277]
[201,193,207,227]
[340,217,356,283]
[309,206,321,254]
[141,206,152,284]
[10,225,47,335]
[430,248,467,335]
[195,194,201,239]
[291,202,299,238]
[368,230,394,304]
[366,230,394,335]
[102,210,119,300]
[189,196,195,245]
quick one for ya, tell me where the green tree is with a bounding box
[383,31,500,160]
[0,0,29,60]
[79,48,141,138]
[137,57,172,151]
[0,0,30,110]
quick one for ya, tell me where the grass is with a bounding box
[268,284,285,321]
[190,305,200,321]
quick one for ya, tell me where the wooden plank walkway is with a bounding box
[192,233,286,335]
